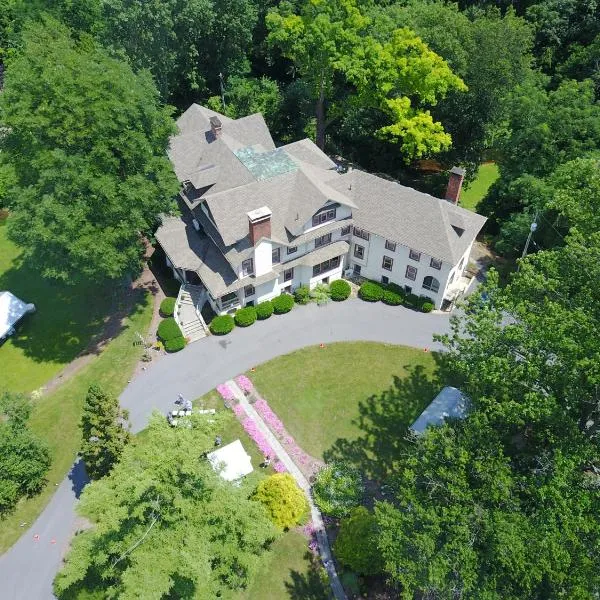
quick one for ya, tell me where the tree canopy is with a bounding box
[54,413,278,599]
[0,19,179,284]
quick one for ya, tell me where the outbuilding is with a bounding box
[410,386,469,434]
[207,439,253,482]
[0,291,35,341]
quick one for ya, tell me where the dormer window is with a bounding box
[241,258,254,277]
[272,247,281,264]
[315,233,332,248]
[312,207,336,227]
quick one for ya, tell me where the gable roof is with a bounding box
[326,170,486,263]
[411,386,469,434]
[0,291,33,339]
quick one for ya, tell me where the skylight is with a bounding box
[234,146,297,181]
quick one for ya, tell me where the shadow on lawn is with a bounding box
[324,355,457,480]
[0,253,148,366]
[284,552,331,600]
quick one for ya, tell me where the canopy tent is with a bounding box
[0,291,34,340]
[410,386,469,434]
[207,439,253,481]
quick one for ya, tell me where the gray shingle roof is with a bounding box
[325,170,486,263]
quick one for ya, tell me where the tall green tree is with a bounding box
[334,506,381,576]
[81,385,130,480]
[0,19,179,283]
[266,0,465,155]
[55,413,278,599]
[0,392,51,515]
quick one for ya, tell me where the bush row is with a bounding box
[294,279,352,305]
[157,317,187,353]
[358,280,434,312]
[159,297,176,317]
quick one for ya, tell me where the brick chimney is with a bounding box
[209,115,222,140]
[247,206,272,245]
[445,166,465,204]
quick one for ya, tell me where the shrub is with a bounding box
[294,285,310,305]
[386,282,405,297]
[382,290,403,306]
[164,336,186,352]
[421,301,435,313]
[234,306,257,327]
[405,293,420,309]
[209,314,235,335]
[334,507,381,575]
[310,283,331,305]
[358,281,384,302]
[256,301,274,320]
[253,473,308,529]
[159,297,176,317]
[273,293,294,314]
[157,317,182,341]
[330,279,351,301]
[313,462,363,518]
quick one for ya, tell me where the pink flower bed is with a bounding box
[233,404,245,417]
[216,383,235,402]
[235,375,253,394]
[241,417,275,459]
[254,399,286,436]
[274,460,287,473]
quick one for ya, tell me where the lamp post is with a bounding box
[518,217,538,271]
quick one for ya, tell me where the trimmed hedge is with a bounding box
[157,317,182,341]
[421,301,435,313]
[358,281,384,302]
[165,336,186,352]
[386,282,405,297]
[404,293,420,309]
[209,314,235,335]
[294,286,310,305]
[273,293,295,314]
[256,300,274,320]
[234,306,257,327]
[159,297,176,317]
[382,290,403,306]
[330,279,351,301]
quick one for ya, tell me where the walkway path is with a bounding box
[0,299,452,599]
[228,380,347,600]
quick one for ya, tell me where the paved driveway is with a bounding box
[0,299,451,599]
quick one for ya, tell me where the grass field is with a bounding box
[247,342,437,461]
[0,217,114,393]
[460,162,499,212]
[0,290,153,553]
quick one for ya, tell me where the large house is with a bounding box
[156,105,486,316]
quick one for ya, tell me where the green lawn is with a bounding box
[459,162,499,212]
[247,342,437,461]
[0,290,153,553]
[0,217,114,393]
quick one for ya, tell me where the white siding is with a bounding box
[252,239,273,277]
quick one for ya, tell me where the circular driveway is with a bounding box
[0,299,451,599]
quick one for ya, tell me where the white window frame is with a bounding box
[241,258,254,277]
[406,265,417,281]
[430,257,442,270]
[409,249,421,262]
[244,284,255,297]
[354,244,364,259]
[385,239,397,252]
[382,256,393,271]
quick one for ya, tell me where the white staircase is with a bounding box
[175,284,209,343]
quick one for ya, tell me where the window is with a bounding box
[284,268,294,282]
[406,265,417,281]
[272,247,281,264]
[382,256,393,271]
[241,258,254,277]
[422,276,440,293]
[430,257,442,270]
[353,264,361,275]
[353,226,370,241]
[385,239,397,252]
[287,246,297,255]
[404,285,412,294]
[458,257,465,271]
[409,249,421,262]
[341,225,351,236]
[312,207,336,227]
[448,271,455,285]
[381,276,389,285]
[282,285,292,295]
[244,284,255,297]
[354,244,365,259]
[315,233,332,248]
[312,256,341,277]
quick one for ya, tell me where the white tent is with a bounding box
[0,291,34,340]
[207,439,253,481]
[410,386,469,434]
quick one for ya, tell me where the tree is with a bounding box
[0,392,51,515]
[253,473,308,529]
[312,462,363,518]
[55,412,278,598]
[0,19,179,284]
[80,385,130,480]
[266,0,465,155]
[334,507,380,576]
[207,75,282,132]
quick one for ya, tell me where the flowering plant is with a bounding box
[254,398,286,436]
[233,403,245,417]
[274,460,287,473]
[216,383,235,402]
[235,375,253,394]
[241,417,275,458]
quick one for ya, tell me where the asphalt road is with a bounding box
[0,299,452,599]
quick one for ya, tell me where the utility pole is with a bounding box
[518,212,539,271]
[219,72,226,110]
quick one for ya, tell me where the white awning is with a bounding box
[0,291,32,339]
[207,439,253,481]
[410,386,469,434]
